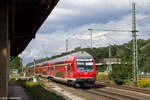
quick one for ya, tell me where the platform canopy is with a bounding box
[9,0,59,56]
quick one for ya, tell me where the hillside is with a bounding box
[26,38,150,72]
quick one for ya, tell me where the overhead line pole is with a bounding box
[91,30,92,48]
[88,29,93,48]
[66,39,68,52]
[33,59,36,76]
[33,59,36,82]
[132,2,138,82]
[88,2,150,82]
[109,44,112,72]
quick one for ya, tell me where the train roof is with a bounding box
[37,51,93,65]
[70,51,93,59]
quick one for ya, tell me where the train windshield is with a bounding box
[76,61,93,72]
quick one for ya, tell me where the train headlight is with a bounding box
[77,75,80,78]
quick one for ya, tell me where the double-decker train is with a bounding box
[27,51,96,87]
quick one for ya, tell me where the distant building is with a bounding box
[103,58,121,64]
[95,58,121,66]
[95,58,122,72]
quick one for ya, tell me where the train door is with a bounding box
[70,64,73,78]
[67,64,70,78]
[53,65,55,76]
[51,65,54,76]
[65,65,67,78]
[47,66,50,75]
[67,64,73,78]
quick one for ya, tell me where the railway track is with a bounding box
[40,78,150,100]
[84,89,141,100]
[97,81,150,95]
[81,84,150,100]
[83,89,119,100]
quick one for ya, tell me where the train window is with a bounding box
[71,64,73,73]
[53,65,55,72]
[48,67,50,71]
[68,64,70,70]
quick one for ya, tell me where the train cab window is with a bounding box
[76,61,93,72]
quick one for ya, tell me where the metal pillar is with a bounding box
[0,0,8,97]
[132,2,138,82]
[109,44,112,72]
[88,29,93,48]
[66,39,68,52]
[33,59,36,82]
[91,30,93,48]
[33,59,36,76]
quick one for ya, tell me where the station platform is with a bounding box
[8,81,32,100]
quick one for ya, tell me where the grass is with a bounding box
[19,80,64,100]
[97,73,108,80]
[9,74,16,81]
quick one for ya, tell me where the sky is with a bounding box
[20,0,150,66]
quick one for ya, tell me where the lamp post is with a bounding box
[88,28,93,48]
[66,39,68,52]
[108,43,112,72]
[33,59,36,82]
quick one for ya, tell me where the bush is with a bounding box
[138,78,150,88]
[96,66,107,73]
[110,65,133,85]
[97,73,108,80]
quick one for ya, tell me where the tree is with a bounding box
[111,64,133,85]
[10,56,23,72]
[74,47,81,51]
[144,57,150,73]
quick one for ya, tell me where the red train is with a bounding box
[27,51,96,87]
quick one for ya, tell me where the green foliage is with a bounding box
[19,80,64,100]
[96,66,107,73]
[10,56,23,72]
[74,47,82,51]
[110,64,133,85]
[97,73,108,80]
[138,78,150,88]
[9,74,16,81]
[143,57,150,73]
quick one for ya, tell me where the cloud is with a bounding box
[38,0,134,33]
[22,0,150,66]
[38,0,150,34]
[47,8,81,21]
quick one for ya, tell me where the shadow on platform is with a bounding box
[8,81,32,100]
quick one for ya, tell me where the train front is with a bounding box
[74,52,96,87]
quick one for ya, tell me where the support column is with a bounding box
[109,44,112,72]
[0,0,8,97]
[132,2,138,82]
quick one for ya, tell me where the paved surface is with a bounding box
[8,81,32,100]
